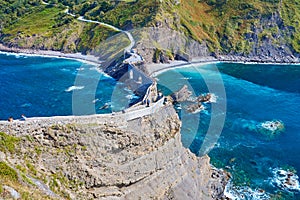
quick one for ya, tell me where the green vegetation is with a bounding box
[1,0,300,55]
[26,162,37,176]
[49,171,83,199]
[153,48,161,63]
[0,1,120,53]
[46,0,159,28]
[0,132,20,153]
[0,0,41,29]
[167,0,300,54]
[174,0,279,53]
[77,23,118,53]
[0,161,52,199]
[0,162,18,181]
[2,6,63,36]
[280,0,300,52]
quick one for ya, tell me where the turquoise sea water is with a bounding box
[0,53,136,120]
[157,62,300,199]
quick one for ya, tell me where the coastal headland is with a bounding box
[1,0,300,198]
[0,17,231,200]
[1,30,300,199]
[0,97,229,199]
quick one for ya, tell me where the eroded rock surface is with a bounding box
[0,104,228,199]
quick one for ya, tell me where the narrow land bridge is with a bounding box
[65,6,157,106]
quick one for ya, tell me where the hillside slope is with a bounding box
[0,0,299,60]
[152,0,299,61]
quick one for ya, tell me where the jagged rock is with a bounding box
[171,85,192,102]
[186,103,205,114]
[135,28,209,63]
[0,103,229,199]
[0,151,5,161]
[3,186,20,199]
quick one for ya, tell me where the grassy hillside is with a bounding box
[280,0,300,52]
[173,0,300,54]
[0,2,120,53]
[1,0,300,56]
[45,0,159,29]
[0,132,53,199]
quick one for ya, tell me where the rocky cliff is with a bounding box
[2,0,300,63]
[143,0,300,63]
[0,102,228,199]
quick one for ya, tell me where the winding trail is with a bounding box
[41,0,135,53]
[76,16,135,53]
[64,7,135,53]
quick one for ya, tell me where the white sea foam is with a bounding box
[76,67,85,71]
[208,93,217,103]
[191,105,206,114]
[270,168,300,192]
[224,181,270,200]
[65,86,85,92]
[92,99,99,104]
[125,94,139,100]
[0,51,100,66]
[257,120,285,135]
[180,77,192,80]
[20,103,32,108]
[186,96,197,102]
[60,68,71,72]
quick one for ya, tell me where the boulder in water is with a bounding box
[186,102,205,114]
[171,85,192,102]
[257,120,285,138]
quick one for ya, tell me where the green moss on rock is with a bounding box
[0,162,18,182]
[0,132,20,153]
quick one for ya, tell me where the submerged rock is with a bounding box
[257,120,285,137]
[271,168,300,193]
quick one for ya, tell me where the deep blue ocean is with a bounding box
[157,62,300,199]
[1,52,300,199]
[0,53,136,120]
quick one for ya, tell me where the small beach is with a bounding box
[0,44,102,66]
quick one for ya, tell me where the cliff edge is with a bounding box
[0,101,228,199]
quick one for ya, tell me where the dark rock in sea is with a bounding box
[171,85,192,102]
[186,102,205,114]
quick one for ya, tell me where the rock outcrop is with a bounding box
[134,27,210,64]
[0,102,229,199]
[171,85,192,103]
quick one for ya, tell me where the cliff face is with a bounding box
[2,1,300,63]
[0,103,228,199]
[150,0,300,63]
[245,12,297,62]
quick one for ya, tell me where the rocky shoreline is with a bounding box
[1,42,299,199]
[217,54,300,64]
[2,43,299,78]
[146,54,300,77]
